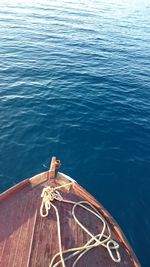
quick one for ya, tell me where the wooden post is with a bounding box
[49,156,61,179]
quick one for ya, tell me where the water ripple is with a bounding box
[0,0,150,266]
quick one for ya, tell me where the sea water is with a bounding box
[0,0,150,266]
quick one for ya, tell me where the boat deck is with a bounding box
[0,171,140,267]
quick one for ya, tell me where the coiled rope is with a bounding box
[40,183,121,267]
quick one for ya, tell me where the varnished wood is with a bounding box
[0,170,140,267]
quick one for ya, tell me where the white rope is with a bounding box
[50,202,65,267]
[40,183,121,267]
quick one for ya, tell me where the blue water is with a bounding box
[0,0,150,265]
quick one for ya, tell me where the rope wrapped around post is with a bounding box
[40,186,63,217]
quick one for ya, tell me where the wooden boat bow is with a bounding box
[0,156,140,267]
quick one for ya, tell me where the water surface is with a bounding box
[0,0,150,266]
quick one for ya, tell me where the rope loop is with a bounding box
[40,183,121,266]
[107,240,121,262]
[40,186,63,217]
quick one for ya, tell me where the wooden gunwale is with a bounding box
[0,179,30,202]
[0,171,49,202]
[73,182,140,267]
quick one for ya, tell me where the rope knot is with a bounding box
[40,186,63,217]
